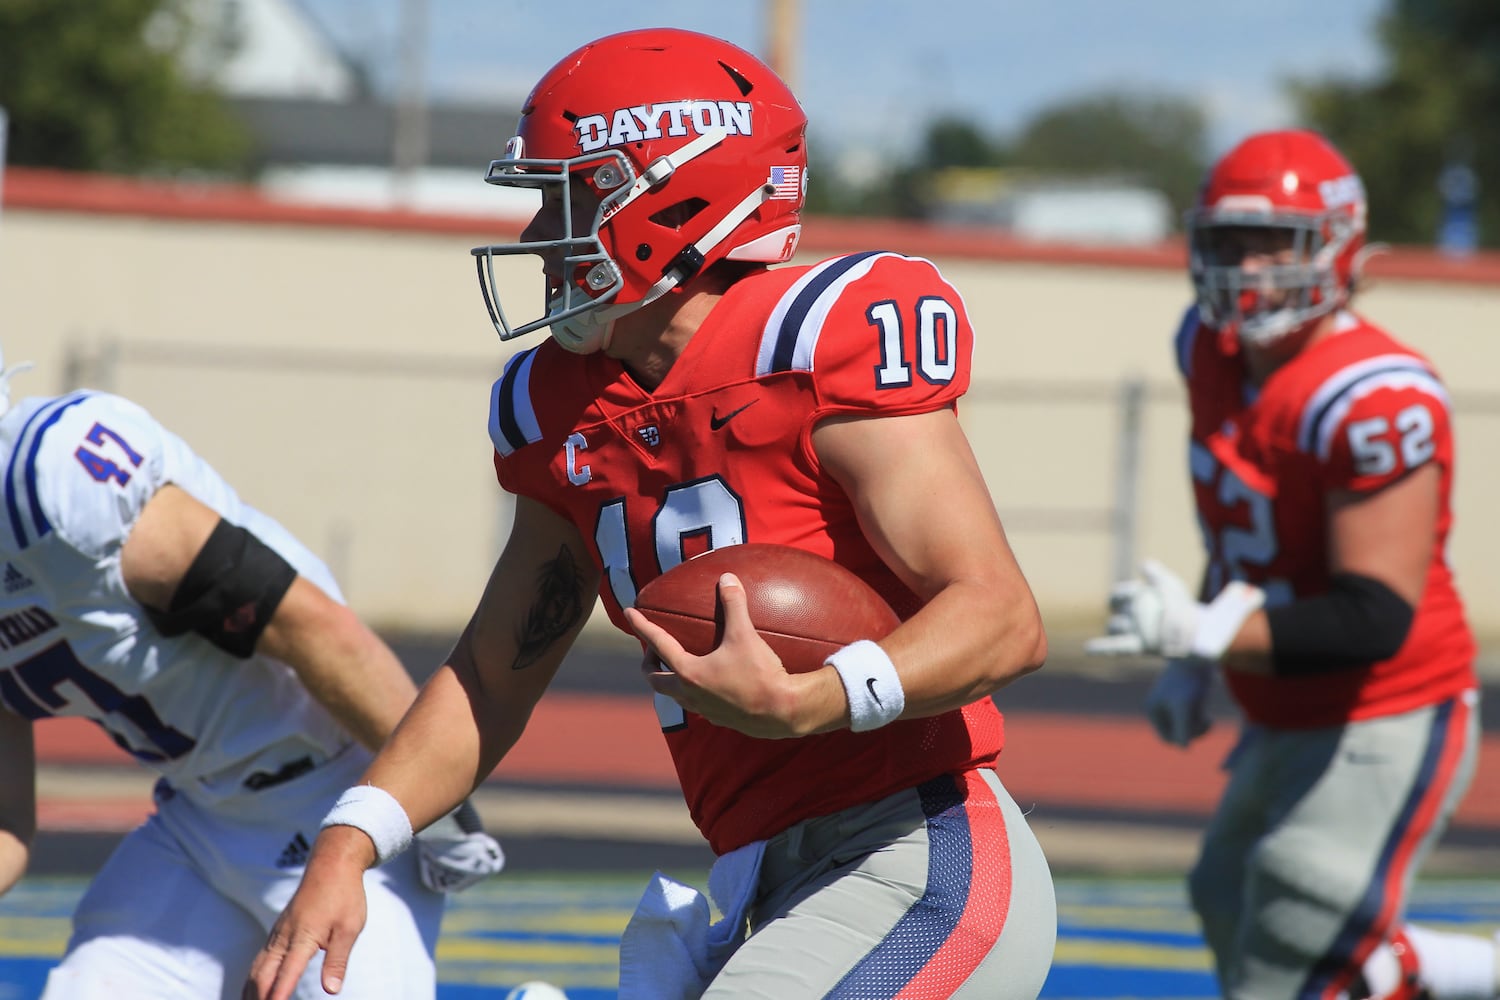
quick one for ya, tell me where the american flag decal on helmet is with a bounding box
[769,165,801,200]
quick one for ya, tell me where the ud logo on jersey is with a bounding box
[574,101,753,153]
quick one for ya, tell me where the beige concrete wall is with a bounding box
[1,208,523,633]
[3,200,1498,643]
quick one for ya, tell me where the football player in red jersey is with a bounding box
[248,27,1055,1000]
[1089,129,1500,999]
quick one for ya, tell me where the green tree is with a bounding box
[922,116,1002,170]
[1291,0,1500,247]
[828,96,1207,224]
[1009,94,1209,222]
[880,117,1003,218]
[0,0,249,174]
[806,116,999,219]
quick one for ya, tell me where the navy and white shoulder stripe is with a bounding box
[754,250,895,376]
[1296,353,1448,460]
[1172,304,1201,379]
[5,390,93,550]
[488,347,544,458]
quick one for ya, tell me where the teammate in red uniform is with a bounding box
[1089,129,1500,999]
[248,27,1054,1000]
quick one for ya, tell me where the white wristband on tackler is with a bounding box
[827,639,906,732]
[320,784,414,866]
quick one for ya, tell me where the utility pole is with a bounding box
[765,0,799,91]
[391,0,430,208]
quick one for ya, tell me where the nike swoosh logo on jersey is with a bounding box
[866,677,882,705]
[710,399,759,430]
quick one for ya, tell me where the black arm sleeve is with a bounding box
[1266,572,1416,677]
[144,518,298,659]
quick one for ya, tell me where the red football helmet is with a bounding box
[1188,129,1367,349]
[471,28,809,354]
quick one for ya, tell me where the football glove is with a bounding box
[1146,658,1215,748]
[1085,560,1265,660]
[416,799,505,894]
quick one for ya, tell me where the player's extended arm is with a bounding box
[120,484,417,752]
[363,496,601,828]
[246,496,600,1000]
[0,711,36,896]
[812,408,1047,714]
[1087,465,1436,675]
[1220,463,1437,674]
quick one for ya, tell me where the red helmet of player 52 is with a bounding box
[471,28,809,354]
[1188,129,1368,350]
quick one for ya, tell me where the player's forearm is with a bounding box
[350,509,590,831]
[794,579,1045,736]
[1219,608,1274,673]
[884,578,1046,716]
[262,596,420,752]
[1194,571,1276,672]
[302,626,419,753]
[359,663,523,834]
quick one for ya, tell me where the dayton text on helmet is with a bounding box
[574,101,754,153]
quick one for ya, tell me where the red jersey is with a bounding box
[1176,307,1476,729]
[490,252,1004,854]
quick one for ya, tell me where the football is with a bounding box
[632,543,899,673]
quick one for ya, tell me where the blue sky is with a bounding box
[300,0,1388,159]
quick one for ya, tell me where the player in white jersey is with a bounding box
[0,354,504,1000]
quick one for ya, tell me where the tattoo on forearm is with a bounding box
[513,545,585,670]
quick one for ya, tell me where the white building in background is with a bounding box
[169,0,531,217]
[1001,183,1174,245]
[178,0,360,100]
[929,167,1175,246]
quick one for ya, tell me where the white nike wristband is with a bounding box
[320,784,414,866]
[827,639,905,732]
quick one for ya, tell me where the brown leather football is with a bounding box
[633,543,899,673]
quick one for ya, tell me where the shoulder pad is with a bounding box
[5,392,172,554]
[1173,304,1202,379]
[752,252,972,412]
[1296,353,1447,459]
[1298,353,1451,491]
[489,347,544,458]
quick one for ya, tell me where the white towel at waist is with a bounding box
[617,839,767,1000]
